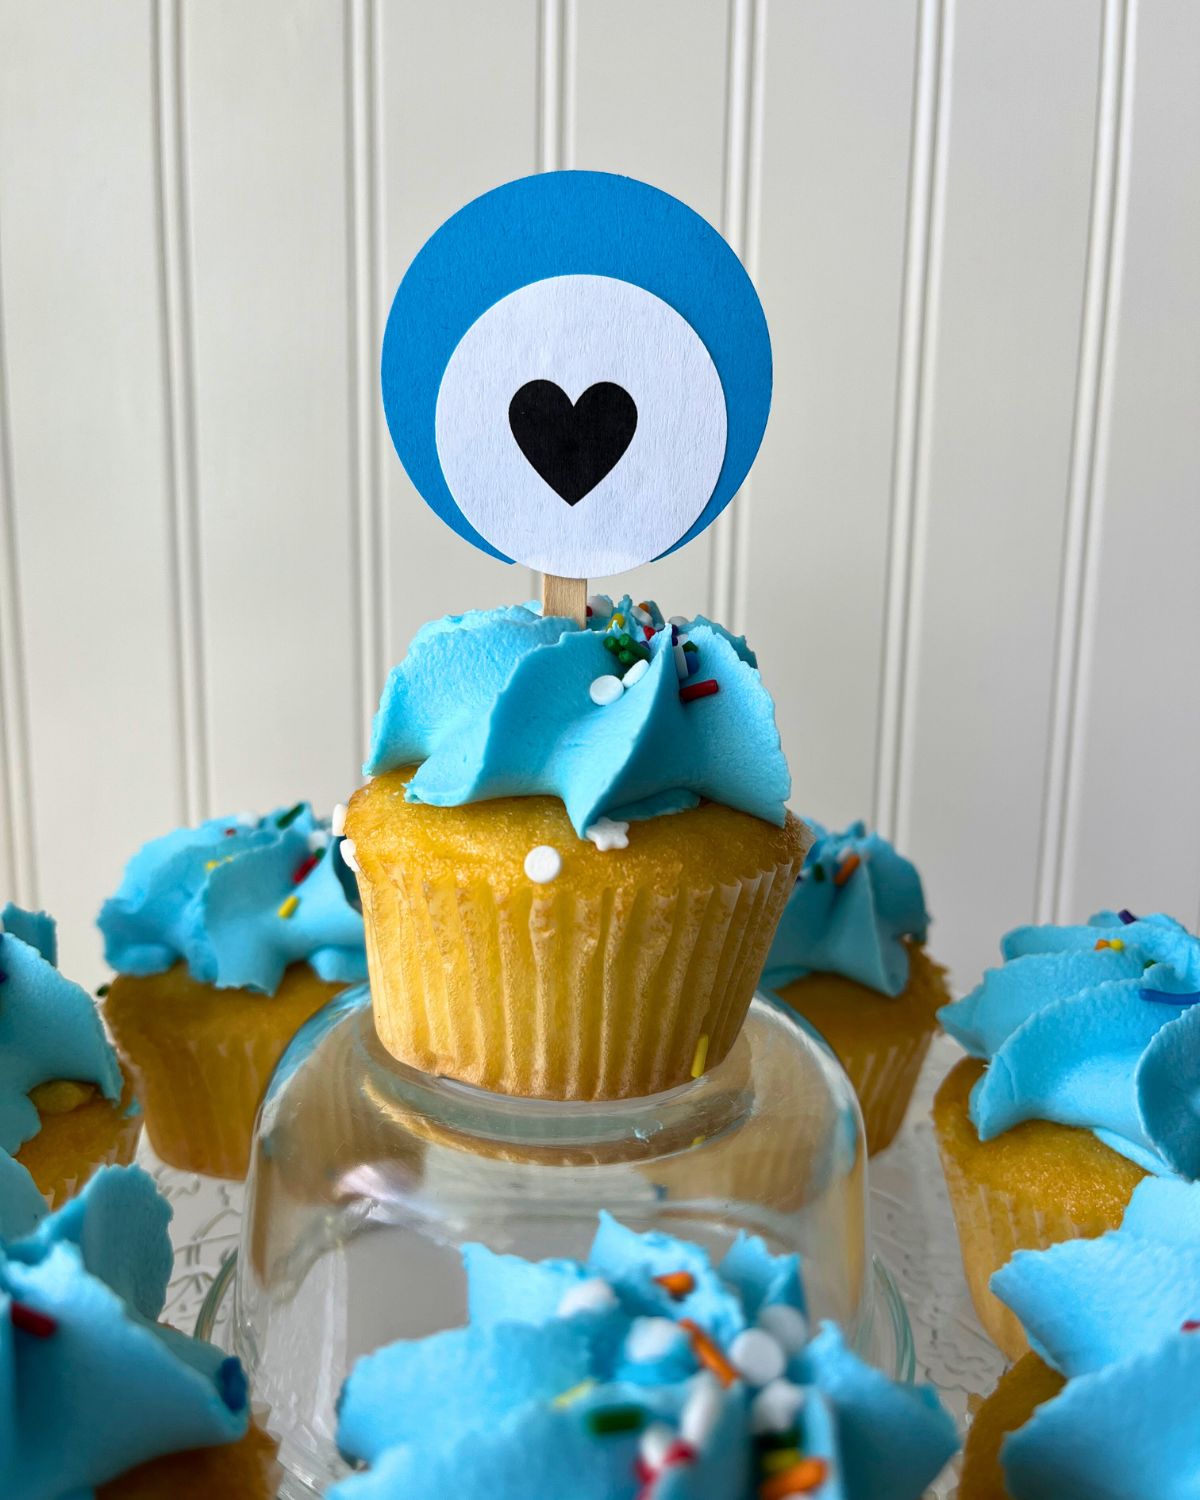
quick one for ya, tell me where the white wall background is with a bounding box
[0,0,1197,989]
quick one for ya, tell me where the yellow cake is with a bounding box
[777,941,948,1153]
[105,961,344,1180]
[100,1421,281,1499]
[16,1074,141,1210]
[957,1353,1065,1499]
[347,766,807,1101]
[932,1057,1146,1359]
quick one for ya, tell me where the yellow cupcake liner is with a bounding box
[958,1353,1066,1500]
[843,1029,936,1155]
[362,856,799,1101]
[15,1085,142,1212]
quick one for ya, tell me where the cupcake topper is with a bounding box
[381,171,772,622]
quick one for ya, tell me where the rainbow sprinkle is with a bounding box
[276,802,305,830]
[1094,937,1125,951]
[654,1271,696,1299]
[586,1404,646,1436]
[679,678,718,705]
[10,1303,57,1338]
[833,852,861,888]
[691,1034,710,1078]
[277,894,300,920]
[679,1319,738,1387]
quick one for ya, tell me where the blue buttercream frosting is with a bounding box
[0,1164,248,1498]
[762,820,930,995]
[939,910,1200,1176]
[363,597,791,838]
[330,1213,956,1500]
[98,803,367,995]
[989,1176,1200,1498]
[0,906,124,1198]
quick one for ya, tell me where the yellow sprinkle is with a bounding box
[691,1034,710,1079]
[29,1080,96,1116]
[611,612,626,628]
[762,1449,804,1475]
[553,1379,595,1408]
[277,894,300,920]
[691,1134,707,1148]
[205,859,219,871]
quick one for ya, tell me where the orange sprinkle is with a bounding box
[760,1458,830,1499]
[833,852,861,888]
[654,1271,696,1299]
[1095,937,1125,951]
[679,1319,738,1387]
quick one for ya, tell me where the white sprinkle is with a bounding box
[623,658,650,687]
[308,828,330,852]
[589,674,624,707]
[587,594,612,618]
[756,1303,810,1354]
[668,615,689,628]
[340,838,361,875]
[751,1378,807,1435]
[638,1423,676,1472]
[729,1328,786,1387]
[680,1373,724,1448]
[586,818,630,852]
[236,810,258,827]
[631,604,653,625]
[524,845,562,883]
[557,1277,618,1318]
[331,803,348,837]
[625,1317,683,1364]
[673,643,690,680]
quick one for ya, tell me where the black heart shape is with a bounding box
[508,380,638,506]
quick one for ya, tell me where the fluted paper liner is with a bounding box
[105,963,344,1180]
[778,944,949,1155]
[350,773,808,1101]
[933,1056,1147,1361]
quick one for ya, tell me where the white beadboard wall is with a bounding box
[1,0,1197,989]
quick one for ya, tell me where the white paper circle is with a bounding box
[434,275,728,576]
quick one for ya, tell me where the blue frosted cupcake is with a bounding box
[0,1164,276,1498]
[328,1213,957,1499]
[763,821,948,1153]
[0,902,139,1214]
[960,1175,1200,1498]
[100,803,366,1178]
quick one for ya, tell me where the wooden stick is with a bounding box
[541,574,588,626]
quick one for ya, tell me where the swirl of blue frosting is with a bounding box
[989,1176,1200,1498]
[0,904,125,1240]
[0,1164,248,1497]
[98,803,367,995]
[363,596,791,838]
[939,910,1200,1176]
[762,820,929,995]
[330,1212,956,1500]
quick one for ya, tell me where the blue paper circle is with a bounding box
[381,171,772,564]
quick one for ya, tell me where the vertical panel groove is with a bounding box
[1051,0,1137,920]
[710,0,758,629]
[0,230,37,902]
[346,0,385,745]
[874,0,950,841]
[153,0,210,822]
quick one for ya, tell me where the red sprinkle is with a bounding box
[834,852,861,888]
[679,679,719,705]
[292,853,320,885]
[1182,1320,1200,1333]
[10,1303,57,1338]
[654,1271,696,1299]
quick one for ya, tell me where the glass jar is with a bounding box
[217,985,898,1497]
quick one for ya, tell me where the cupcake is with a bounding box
[0,1163,278,1498]
[0,903,139,1214]
[761,820,948,1153]
[959,1175,1200,1498]
[330,1212,958,1499]
[99,803,366,1178]
[935,909,1200,1358]
[346,596,807,1101]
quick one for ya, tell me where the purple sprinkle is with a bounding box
[0,970,7,985]
[1140,988,1200,1007]
[1118,909,1138,925]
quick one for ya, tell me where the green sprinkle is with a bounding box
[618,649,637,665]
[603,635,620,654]
[276,802,305,829]
[682,640,699,654]
[617,633,633,650]
[586,1405,646,1437]
[812,865,826,883]
[755,1425,801,1454]
[95,982,110,998]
